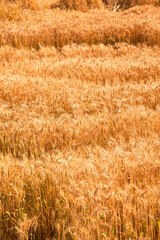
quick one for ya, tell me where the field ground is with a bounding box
[0,0,160,239]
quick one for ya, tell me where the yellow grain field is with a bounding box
[0,0,160,239]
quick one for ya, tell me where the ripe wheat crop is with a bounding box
[0,1,160,240]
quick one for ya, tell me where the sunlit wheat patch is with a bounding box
[0,1,160,240]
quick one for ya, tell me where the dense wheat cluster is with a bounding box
[0,0,160,239]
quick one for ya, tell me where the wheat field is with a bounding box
[0,0,160,239]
